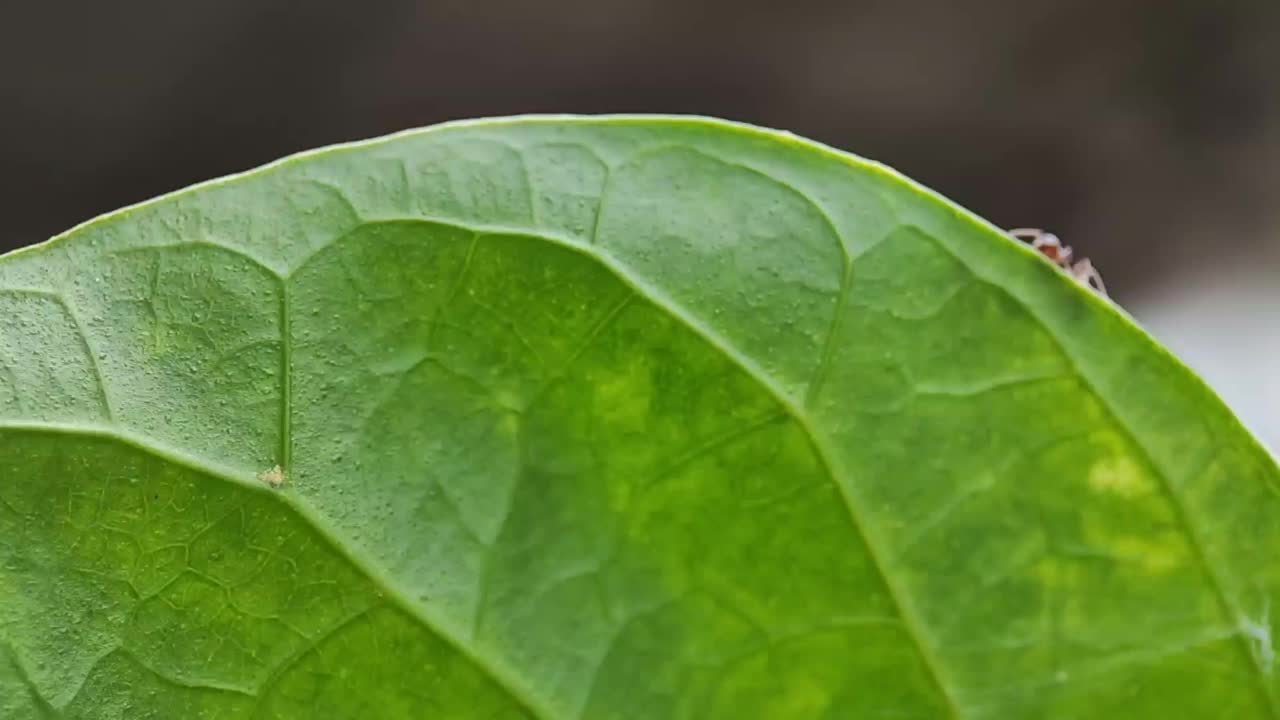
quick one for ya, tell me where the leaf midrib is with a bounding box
[290,216,969,717]
[5,214,968,719]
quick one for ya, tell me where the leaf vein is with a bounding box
[0,421,555,720]
[929,236,1280,718]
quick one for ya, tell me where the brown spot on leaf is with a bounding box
[258,465,286,488]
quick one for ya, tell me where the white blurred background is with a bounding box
[1133,247,1279,452]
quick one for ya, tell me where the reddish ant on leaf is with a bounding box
[1008,228,1108,297]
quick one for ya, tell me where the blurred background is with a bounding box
[2,0,1276,449]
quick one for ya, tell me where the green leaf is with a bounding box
[2,116,1277,719]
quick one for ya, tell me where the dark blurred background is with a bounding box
[2,0,1277,446]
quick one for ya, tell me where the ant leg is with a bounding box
[1011,228,1072,265]
[1007,228,1045,241]
[1071,258,1109,297]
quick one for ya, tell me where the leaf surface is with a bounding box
[2,117,1278,719]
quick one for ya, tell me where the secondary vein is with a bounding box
[927,238,1280,719]
[279,278,293,474]
[0,421,555,720]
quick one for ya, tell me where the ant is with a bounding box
[1008,228,1108,297]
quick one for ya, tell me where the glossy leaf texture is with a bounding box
[2,117,1278,720]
